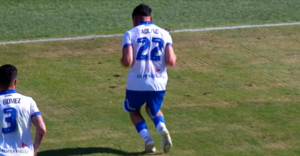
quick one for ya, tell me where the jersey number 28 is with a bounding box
[136,37,164,61]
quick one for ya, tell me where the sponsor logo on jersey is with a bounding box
[0,148,29,154]
[137,74,165,78]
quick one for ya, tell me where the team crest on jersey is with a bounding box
[155,68,160,72]
[21,143,27,148]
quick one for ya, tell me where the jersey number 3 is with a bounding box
[136,37,164,61]
[2,108,17,133]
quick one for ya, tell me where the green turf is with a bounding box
[1,0,300,41]
[0,25,299,155]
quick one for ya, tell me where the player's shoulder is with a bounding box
[151,24,170,35]
[124,26,139,36]
[122,29,133,40]
[14,93,35,103]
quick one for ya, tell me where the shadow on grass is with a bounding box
[38,147,149,156]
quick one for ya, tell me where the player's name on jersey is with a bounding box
[137,74,165,78]
[141,28,159,34]
[2,98,21,105]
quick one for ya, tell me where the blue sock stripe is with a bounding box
[135,121,147,133]
[153,116,165,128]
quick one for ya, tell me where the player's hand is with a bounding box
[34,151,38,156]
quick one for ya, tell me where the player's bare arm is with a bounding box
[121,45,133,67]
[165,45,177,66]
[32,115,46,156]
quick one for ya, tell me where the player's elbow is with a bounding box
[165,45,176,66]
[166,56,177,66]
[121,47,133,67]
[166,61,176,66]
[168,61,176,66]
[37,124,46,136]
[122,60,132,67]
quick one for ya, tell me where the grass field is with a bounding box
[1,25,300,155]
[1,0,300,156]
[1,0,300,41]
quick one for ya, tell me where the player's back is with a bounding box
[123,22,173,91]
[0,90,38,156]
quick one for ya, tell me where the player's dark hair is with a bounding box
[0,64,18,89]
[132,4,151,17]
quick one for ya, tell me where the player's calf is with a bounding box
[129,111,155,153]
[151,111,173,154]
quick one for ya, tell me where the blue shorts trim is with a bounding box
[123,90,165,118]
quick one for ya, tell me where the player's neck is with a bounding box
[134,16,152,26]
[0,86,15,92]
[141,17,151,22]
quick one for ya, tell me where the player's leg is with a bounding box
[123,90,156,153]
[146,91,172,153]
[129,110,156,153]
[145,107,166,131]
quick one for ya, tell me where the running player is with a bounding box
[121,4,177,154]
[0,64,46,156]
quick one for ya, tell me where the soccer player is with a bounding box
[0,64,46,156]
[121,4,177,154]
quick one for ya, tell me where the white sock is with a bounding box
[156,122,167,133]
[139,129,153,143]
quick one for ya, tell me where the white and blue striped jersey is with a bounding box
[122,21,173,91]
[0,89,41,156]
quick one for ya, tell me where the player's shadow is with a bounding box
[38,147,149,156]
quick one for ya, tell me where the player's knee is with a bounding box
[149,109,163,119]
[156,110,163,116]
[130,110,141,115]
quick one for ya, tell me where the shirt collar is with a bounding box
[136,21,154,26]
[0,89,17,96]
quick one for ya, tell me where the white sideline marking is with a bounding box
[1,22,300,45]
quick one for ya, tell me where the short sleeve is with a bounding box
[30,98,41,118]
[165,33,173,46]
[122,31,132,49]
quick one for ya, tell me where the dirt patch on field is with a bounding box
[245,97,295,104]
[171,127,211,134]
[22,37,121,58]
[250,58,270,65]
[263,142,290,150]
[166,101,236,109]
[280,54,300,64]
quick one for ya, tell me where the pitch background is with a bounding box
[1,0,300,41]
[0,0,300,156]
